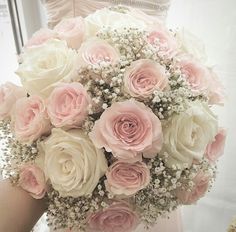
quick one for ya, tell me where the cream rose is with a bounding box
[54,17,85,49]
[0,82,26,120]
[176,28,207,62]
[123,59,168,98]
[42,128,108,197]
[105,161,150,196]
[16,40,78,98]
[85,8,150,37]
[161,101,218,168]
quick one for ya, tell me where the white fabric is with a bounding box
[41,0,171,27]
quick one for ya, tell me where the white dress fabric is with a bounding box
[41,0,171,27]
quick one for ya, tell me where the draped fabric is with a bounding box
[41,0,171,28]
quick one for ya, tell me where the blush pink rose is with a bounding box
[88,201,139,232]
[176,171,210,204]
[124,59,168,98]
[47,83,91,128]
[208,71,226,106]
[25,28,58,48]
[12,95,51,143]
[205,128,227,163]
[54,17,85,49]
[105,161,150,196]
[179,55,211,93]
[89,99,163,163]
[78,38,120,67]
[19,164,46,199]
[147,24,178,57]
[0,82,26,120]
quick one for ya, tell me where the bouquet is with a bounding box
[0,6,226,232]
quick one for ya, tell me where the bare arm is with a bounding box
[0,179,47,232]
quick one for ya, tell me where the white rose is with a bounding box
[16,39,78,98]
[85,8,151,37]
[176,28,207,63]
[42,128,108,197]
[161,101,218,169]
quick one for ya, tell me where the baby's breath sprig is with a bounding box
[47,176,112,231]
[0,119,39,181]
[98,27,150,64]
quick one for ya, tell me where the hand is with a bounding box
[0,179,47,232]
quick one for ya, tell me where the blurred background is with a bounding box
[0,0,235,231]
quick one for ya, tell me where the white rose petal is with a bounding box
[16,39,79,98]
[161,101,218,169]
[176,28,207,63]
[84,8,150,37]
[42,128,108,197]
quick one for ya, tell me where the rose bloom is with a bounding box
[88,201,139,232]
[208,70,226,106]
[176,171,210,204]
[47,83,91,128]
[11,95,51,144]
[0,82,26,120]
[25,28,58,48]
[124,59,168,98]
[16,40,78,98]
[147,24,178,57]
[176,28,207,62]
[78,38,120,67]
[89,99,163,163]
[178,54,212,93]
[85,8,150,37]
[42,128,107,197]
[54,17,85,49]
[19,164,47,199]
[205,128,227,163]
[161,101,218,169]
[105,161,150,196]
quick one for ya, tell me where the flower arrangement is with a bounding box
[0,6,226,232]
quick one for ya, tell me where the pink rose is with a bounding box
[25,28,58,48]
[0,82,26,120]
[205,128,227,163]
[176,171,210,204]
[208,71,226,106]
[47,83,91,128]
[89,99,163,162]
[124,59,168,98]
[54,17,85,49]
[12,95,51,143]
[179,55,211,93]
[105,161,150,196]
[88,201,139,232]
[147,24,178,57]
[78,38,120,67]
[19,164,46,199]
